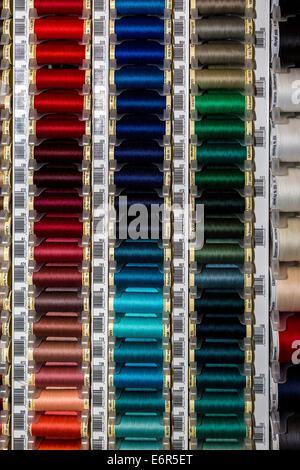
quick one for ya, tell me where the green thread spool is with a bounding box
[196,144,247,166]
[195,391,245,415]
[196,191,245,214]
[204,218,244,239]
[119,439,161,450]
[195,244,244,264]
[113,317,164,339]
[194,93,246,115]
[115,391,165,413]
[195,168,245,190]
[202,442,244,450]
[196,416,246,441]
[194,341,245,364]
[113,341,164,364]
[196,365,246,390]
[195,292,244,314]
[115,415,165,438]
[194,118,245,141]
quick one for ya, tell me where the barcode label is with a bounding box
[93,265,104,284]
[15,44,26,61]
[15,0,26,10]
[14,291,25,308]
[94,19,105,36]
[172,439,184,450]
[173,366,184,383]
[14,316,25,332]
[14,365,25,382]
[254,425,265,443]
[255,78,266,98]
[174,45,184,61]
[13,438,25,451]
[14,144,25,159]
[173,318,184,334]
[93,291,104,309]
[15,69,25,86]
[14,192,25,209]
[14,241,25,258]
[94,241,104,258]
[255,228,265,247]
[173,391,184,407]
[174,266,184,284]
[14,217,25,233]
[174,20,184,36]
[93,316,104,333]
[14,340,25,357]
[174,241,184,259]
[174,143,184,160]
[93,340,104,357]
[15,19,26,36]
[14,266,25,283]
[94,0,105,11]
[254,276,265,295]
[255,128,265,148]
[173,192,184,207]
[94,168,105,185]
[13,413,25,431]
[14,389,25,406]
[93,416,104,432]
[173,416,184,432]
[255,179,265,197]
[94,141,105,160]
[93,390,104,407]
[174,69,184,86]
[174,168,184,185]
[174,293,184,309]
[254,326,265,345]
[174,0,184,11]
[174,94,184,111]
[94,44,105,61]
[173,340,184,358]
[92,438,104,450]
[254,375,265,395]
[255,29,266,48]
[94,191,104,208]
[15,168,25,184]
[174,119,184,136]
[93,365,104,383]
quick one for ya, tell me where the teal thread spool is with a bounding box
[194,118,246,141]
[196,416,247,441]
[195,292,244,314]
[196,143,247,166]
[114,365,164,389]
[195,244,245,265]
[202,442,244,450]
[115,391,166,413]
[113,291,164,314]
[113,340,164,364]
[194,391,245,415]
[196,365,246,390]
[114,266,164,288]
[112,317,164,339]
[194,341,245,364]
[119,439,161,450]
[195,267,244,290]
[194,93,246,116]
[115,415,165,438]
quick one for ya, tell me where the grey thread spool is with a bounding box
[195,0,246,15]
[193,43,246,66]
[195,17,246,41]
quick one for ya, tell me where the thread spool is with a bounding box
[33,365,86,388]
[276,267,300,311]
[33,341,84,363]
[33,91,86,115]
[34,242,84,263]
[279,20,300,67]
[277,315,300,362]
[114,40,165,65]
[33,316,83,338]
[113,141,164,165]
[193,69,247,90]
[273,169,300,212]
[33,390,85,412]
[35,117,88,139]
[115,115,166,140]
[277,218,300,262]
[37,440,82,451]
[192,44,247,66]
[273,71,300,112]
[34,193,84,213]
[193,17,247,41]
[196,365,246,390]
[114,17,165,40]
[34,291,84,314]
[31,0,87,16]
[32,266,83,288]
[30,414,83,439]
[33,217,84,238]
[194,341,244,364]
[114,0,167,16]
[114,66,165,90]
[32,18,87,41]
[33,141,84,163]
[195,292,244,315]
[193,0,248,15]
[196,244,245,265]
[272,121,300,162]
[280,415,300,450]
[114,241,163,265]
[33,166,83,188]
[114,166,163,189]
[113,365,164,389]
[196,191,245,214]
[34,43,89,65]
[34,69,89,91]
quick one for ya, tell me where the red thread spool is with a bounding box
[34,192,83,213]
[33,341,84,363]
[278,315,300,362]
[35,69,88,90]
[0,398,3,411]
[31,414,82,439]
[37,439,82,450]
[32,0,86,16]
[34,91,85,115]
[34,365,85,388]
[33,166,83,188]
[33,316,83,338]
[35,42,88,65]
[34,291,84,313]
[35,116,87,139]
[34,242,84,263]
[34,141,84,163]
[33,266,83,287]
[34,217,83,238]
[33,18,85,41]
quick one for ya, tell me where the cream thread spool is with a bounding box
[277,266,300,311]
[274,120,300,162]
[275,168,300,211]
[278,217,300,261]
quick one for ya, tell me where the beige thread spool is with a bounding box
[277,267,300,311]
[194,0,246,15]
[193,69,246,89]
[193,43,246,66]
[276,168,300,212]
[278,218,300,261]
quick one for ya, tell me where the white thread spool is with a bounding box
[274,119,300,162]
[275,168,300,211]
[275,70,300,112]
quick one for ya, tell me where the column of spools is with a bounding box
[0,3,12,451]
[27,0,91,451]
[108,0,172,450]
[189,0,255,450]
[270,2,300,450]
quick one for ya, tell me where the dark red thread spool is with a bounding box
[31,414,82,439]
[35,42,89,65]
[278,315,300,362]
[33,266,83,287]
[34,91,85,115]
[34,242,84,263]
[33,217,84,238]
[34,141,84,163]
[34,365,86,388]
[35,69,88,91]
[34,291,84,313]
[33,166,83,188]
[33,18,86,41]
[33,341,84,363]
[34,192,84,213]
[33,316,83,338]
[32,0,86,16]
[35,116,87,139]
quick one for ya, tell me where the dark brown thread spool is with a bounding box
[33,340,83,363]
[34,291,84,314]
[193,43,246,66]
[195,17,246,41]
[195,0,246,15]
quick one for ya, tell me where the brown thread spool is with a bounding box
[33,389,84,412]
[277,267,300,311]
[33,340,84,363]
[193,43,246,66]
[33,316,83,338]
[193,69,246,89]
[194,17,246,41]
[34,291,84,314]
[194,0,246,15]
